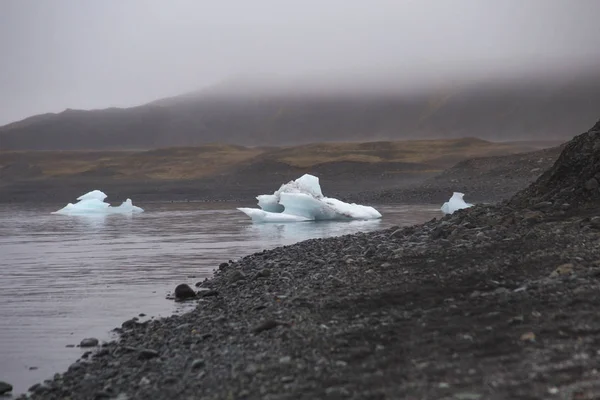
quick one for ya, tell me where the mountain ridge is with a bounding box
[1,70,599,150]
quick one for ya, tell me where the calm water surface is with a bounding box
[0,202,440,395]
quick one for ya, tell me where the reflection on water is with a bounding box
[0,202,440,396]
[247,219,383,242]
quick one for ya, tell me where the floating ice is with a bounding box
[53,190,144,215]
[441,192,473,215]
[238,174,381,223]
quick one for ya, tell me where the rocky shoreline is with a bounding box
[15,121,600,399]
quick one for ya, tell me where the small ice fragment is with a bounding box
[441,192,473,215]
[53,190,144,215]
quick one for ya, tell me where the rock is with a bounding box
[138,349,159,360]
[533,201,553,210]
[520,332,536,342]
[0,381,12,395]
[253,320,279,334]
[191,359,205,369]
[389,229,404,239]
[219,262,229,270]
[94,348,110,358]
[550,263,575,277]
[121,319,138,329]
[523,211,543,223]
[228,270,246,284]
[80,337,99,347]
[590,216,600,229]
[174,284,196,300]
[363,247,376,257]
[585,177,599,191]
[254,269,272,279]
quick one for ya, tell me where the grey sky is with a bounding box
[1,0,599,125]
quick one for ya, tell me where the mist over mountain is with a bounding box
[1,67,599,151]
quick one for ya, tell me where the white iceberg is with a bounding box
[52,190,144,215]
[237,174,382,223]
[441,192,473,215]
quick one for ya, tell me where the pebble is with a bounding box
[0,381,12,395]
[80,338,99,347]
[138,349,160,360]
[174,284,196,300]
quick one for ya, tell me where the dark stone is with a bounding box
[253,320,279,334]
[219,262,229,270]
[94,391,112,399]
[590,216,600,229]
[0,381,12,395]
[533,201,553,210]
[80,337,99,347]
[228,270,246,284]
[389,229,404,239]
[585,177,599,191]
[121,319,137,329]
[138,349,160,360]
[94,348,110,358]
[254,269,272,279]
[363,247,376,257]
[191,359,206,369]
[174,284,197,300]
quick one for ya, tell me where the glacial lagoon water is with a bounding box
[0,202,441,396]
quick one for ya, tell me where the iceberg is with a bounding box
[441,192,473,215]
[53,190,144,215]
[237,174,382,223]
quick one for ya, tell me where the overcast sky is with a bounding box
[1,0,599,125]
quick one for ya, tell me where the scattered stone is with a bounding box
[523,211,543,223]
[80,338,99,347]
[520,332,536,342]
[228,270,246,284]
[138,349,159,360]
[121,319,138,329]
[219,262,229,270]
[0,381,12,395]
[174,284,197,300]
[590,216,600,229]
[191,359,205,369]
[550,263,575,277]
[253,320,279,334]
[585,177,599,191]
[533,201,553,210]
[254,268,272,279]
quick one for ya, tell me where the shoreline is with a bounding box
[10,128,599,399]
[19,197,600,399]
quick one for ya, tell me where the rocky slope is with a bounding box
[368,145,564,204]
[19,120,600,400]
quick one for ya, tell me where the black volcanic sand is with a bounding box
[18,121,600,399]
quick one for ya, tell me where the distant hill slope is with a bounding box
[1,71,599,150]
